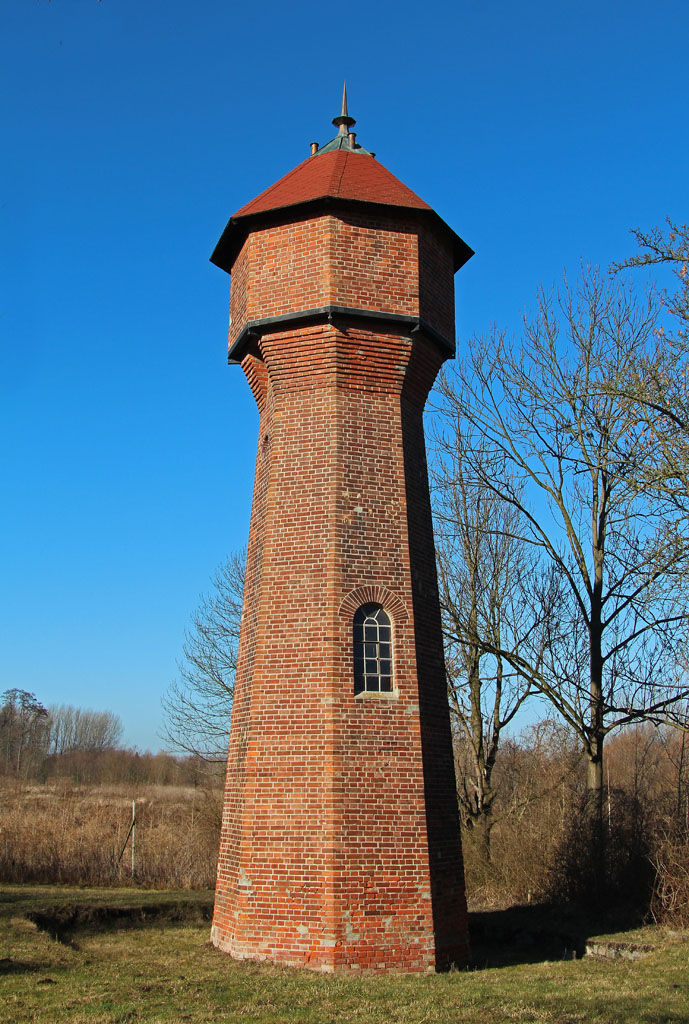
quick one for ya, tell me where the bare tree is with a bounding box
[610,220,689,504]
[162,550,245,764]
[431,423,539,860]
[48,705,122,755]
[613,219,689,341]
[438,267,689,886]
[0,689,49,776]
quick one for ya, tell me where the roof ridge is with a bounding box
[333,150,348,196]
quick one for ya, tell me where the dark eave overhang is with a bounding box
[210,195,474,276]
[227,305,456,365]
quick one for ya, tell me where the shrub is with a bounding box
[651,832,689,927]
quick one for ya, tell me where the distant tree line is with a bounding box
[0,689,206,786]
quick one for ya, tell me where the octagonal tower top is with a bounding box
[210,92,473,276]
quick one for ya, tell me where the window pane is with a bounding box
[353,603,393,696]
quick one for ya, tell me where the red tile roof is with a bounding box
[232,149,432,219]
[211,147,473,274]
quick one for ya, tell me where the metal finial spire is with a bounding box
[332,81,356,135]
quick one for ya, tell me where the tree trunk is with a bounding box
[473,807,493,865]
[585,735,605,899]
[588,561,606,898]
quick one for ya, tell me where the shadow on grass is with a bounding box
[467,901,648,968]
[12,888,650,970]
[0,956,49,976]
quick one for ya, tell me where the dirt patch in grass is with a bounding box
[26,898,213,943]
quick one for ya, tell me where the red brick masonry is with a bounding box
[211,156,469,972]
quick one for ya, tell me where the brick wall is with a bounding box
[228,209,454,351]
[212,203,468,972]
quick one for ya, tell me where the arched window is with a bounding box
[353,604,393,695]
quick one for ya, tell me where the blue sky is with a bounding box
[2,0,687,750]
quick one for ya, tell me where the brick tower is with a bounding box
[210,91,473,972]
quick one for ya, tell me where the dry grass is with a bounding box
[0,781,221,889]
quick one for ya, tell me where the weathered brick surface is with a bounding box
[212,194,468,972]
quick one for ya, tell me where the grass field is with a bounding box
[1,886,688,1024]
